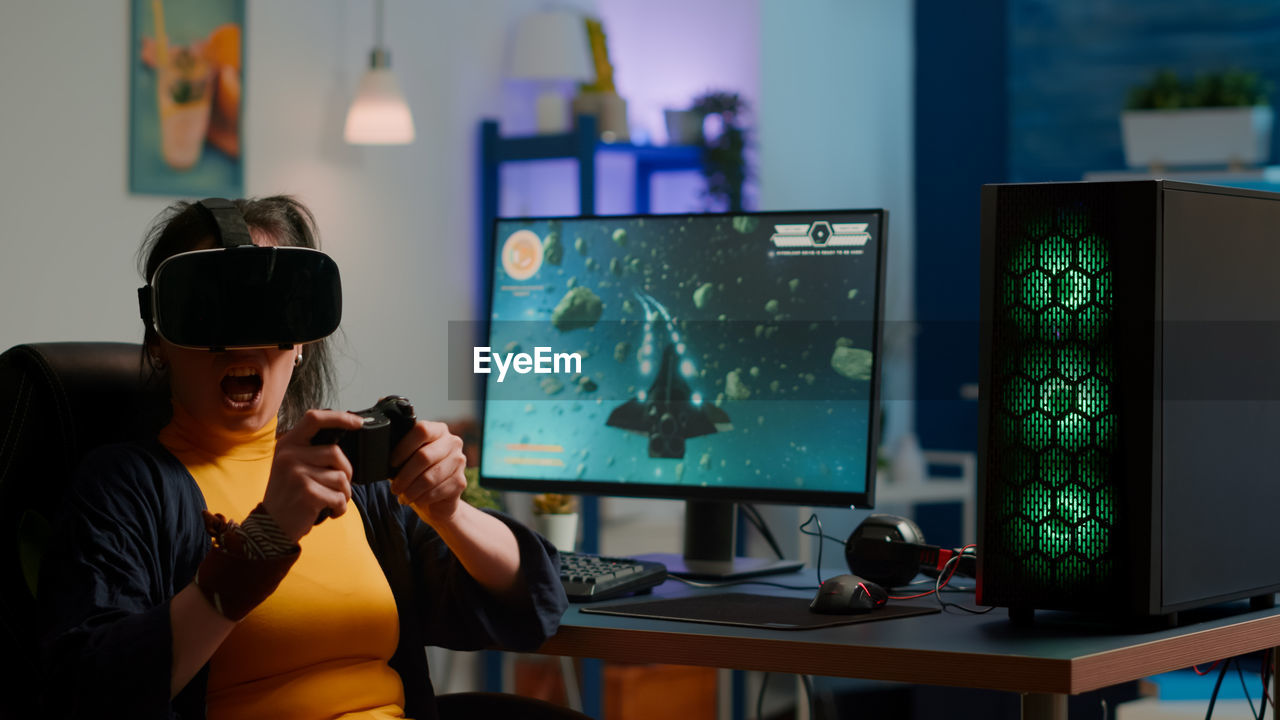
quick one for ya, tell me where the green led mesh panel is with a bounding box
[987,206,1119,604]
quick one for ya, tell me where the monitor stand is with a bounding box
[635,500,803,581]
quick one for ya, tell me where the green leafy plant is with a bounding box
[691,90,751,212]
[1127,68,1272,110]
[461,467,503,512]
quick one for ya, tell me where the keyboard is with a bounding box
[558,552,669,602]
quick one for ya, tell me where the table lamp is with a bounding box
[508,9,594,134]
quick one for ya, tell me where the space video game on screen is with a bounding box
[480,212,882,498]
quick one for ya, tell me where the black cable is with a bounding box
[752,672,820,720]
[741,503,787,561]
[800,674,817,720]
[757,672,770,720]
[932,550,995,615]
[933,553,959,611]
[939,602,996,615]
[1206,658,1232,720]
[798,513,826,586]
[1237,657,1261,720]
[1261,649,1270,720]
[670,575,815,591]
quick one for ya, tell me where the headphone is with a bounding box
[844,513,975,588]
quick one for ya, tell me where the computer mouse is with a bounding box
[809,573,889,614]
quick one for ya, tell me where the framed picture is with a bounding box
[129,0,244,197]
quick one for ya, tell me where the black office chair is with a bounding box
[0,342,589,720]
[0,342,167,718]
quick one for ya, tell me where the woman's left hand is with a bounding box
[391,421,522,594]
[389,421,468,527]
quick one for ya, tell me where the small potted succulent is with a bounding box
[531,493,579,553]
[1121,68,1274,170]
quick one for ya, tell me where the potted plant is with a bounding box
[690,90,751,212]
[531,493,579,552]
[1121,68,1274,170]
[461,467,503,512]
[663,107,704,145]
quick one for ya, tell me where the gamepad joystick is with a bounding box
[310,395,416,523]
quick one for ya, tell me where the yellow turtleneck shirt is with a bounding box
[159,404,406,720]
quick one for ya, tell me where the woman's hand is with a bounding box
[390,420,522,594]
[262,409,366,543]
[389,421,468,528]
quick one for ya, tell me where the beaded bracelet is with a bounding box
[194,504,299,621]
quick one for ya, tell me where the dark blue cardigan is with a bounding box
[38,441,567,719]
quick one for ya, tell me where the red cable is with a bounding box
[890,588,939,601]
[888,544,975,601]
[1193,660,1222,676]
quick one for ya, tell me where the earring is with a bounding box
[294,349,304,367]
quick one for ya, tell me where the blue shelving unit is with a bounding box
[475,115,703,718]
[478,115,702,232]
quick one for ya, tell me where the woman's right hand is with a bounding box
[262,409,366,543]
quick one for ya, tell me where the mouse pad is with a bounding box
[578,593,940,630]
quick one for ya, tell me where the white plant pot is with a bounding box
[664,109,704,145]
[533,512,579,553]
[1120,106,1273,169]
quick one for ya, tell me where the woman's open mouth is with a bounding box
[220,366,263,408]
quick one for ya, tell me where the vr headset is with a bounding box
[137,198,342,351]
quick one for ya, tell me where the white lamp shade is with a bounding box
[507,10,594,81]
[344,67,415,145]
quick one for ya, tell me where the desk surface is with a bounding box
[538,573,1280,696]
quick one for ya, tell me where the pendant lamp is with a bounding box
[344,0,415,145]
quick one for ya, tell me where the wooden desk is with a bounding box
[537,575,1280,719]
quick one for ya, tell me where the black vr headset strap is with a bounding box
[195,197,253,248]
[137,198,252,330]
[137,285,152,323]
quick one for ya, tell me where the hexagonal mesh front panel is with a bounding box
[985,205,1119,607]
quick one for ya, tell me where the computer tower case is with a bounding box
[977,180,1280,621]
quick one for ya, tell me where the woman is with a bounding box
[39,196,568,719]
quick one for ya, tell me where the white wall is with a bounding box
[597,0,760,147]
[0,0,544,421]
[755,0,916,575]
[1,0,914,433]
[759,0,916,448]
[0,5,173,346]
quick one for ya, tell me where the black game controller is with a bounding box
[310,396,416,524]
[311,395,417,485]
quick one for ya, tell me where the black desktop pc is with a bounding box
[478,210,887,580]
[978,180,1280,623]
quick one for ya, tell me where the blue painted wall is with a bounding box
[913,0,1006,453]
[1007,0,1280,182]
[915,0,1280,456]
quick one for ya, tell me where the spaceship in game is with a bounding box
[607,344,731,458]
[607,322,732,458]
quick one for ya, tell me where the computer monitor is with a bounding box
[479,210,887,578]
